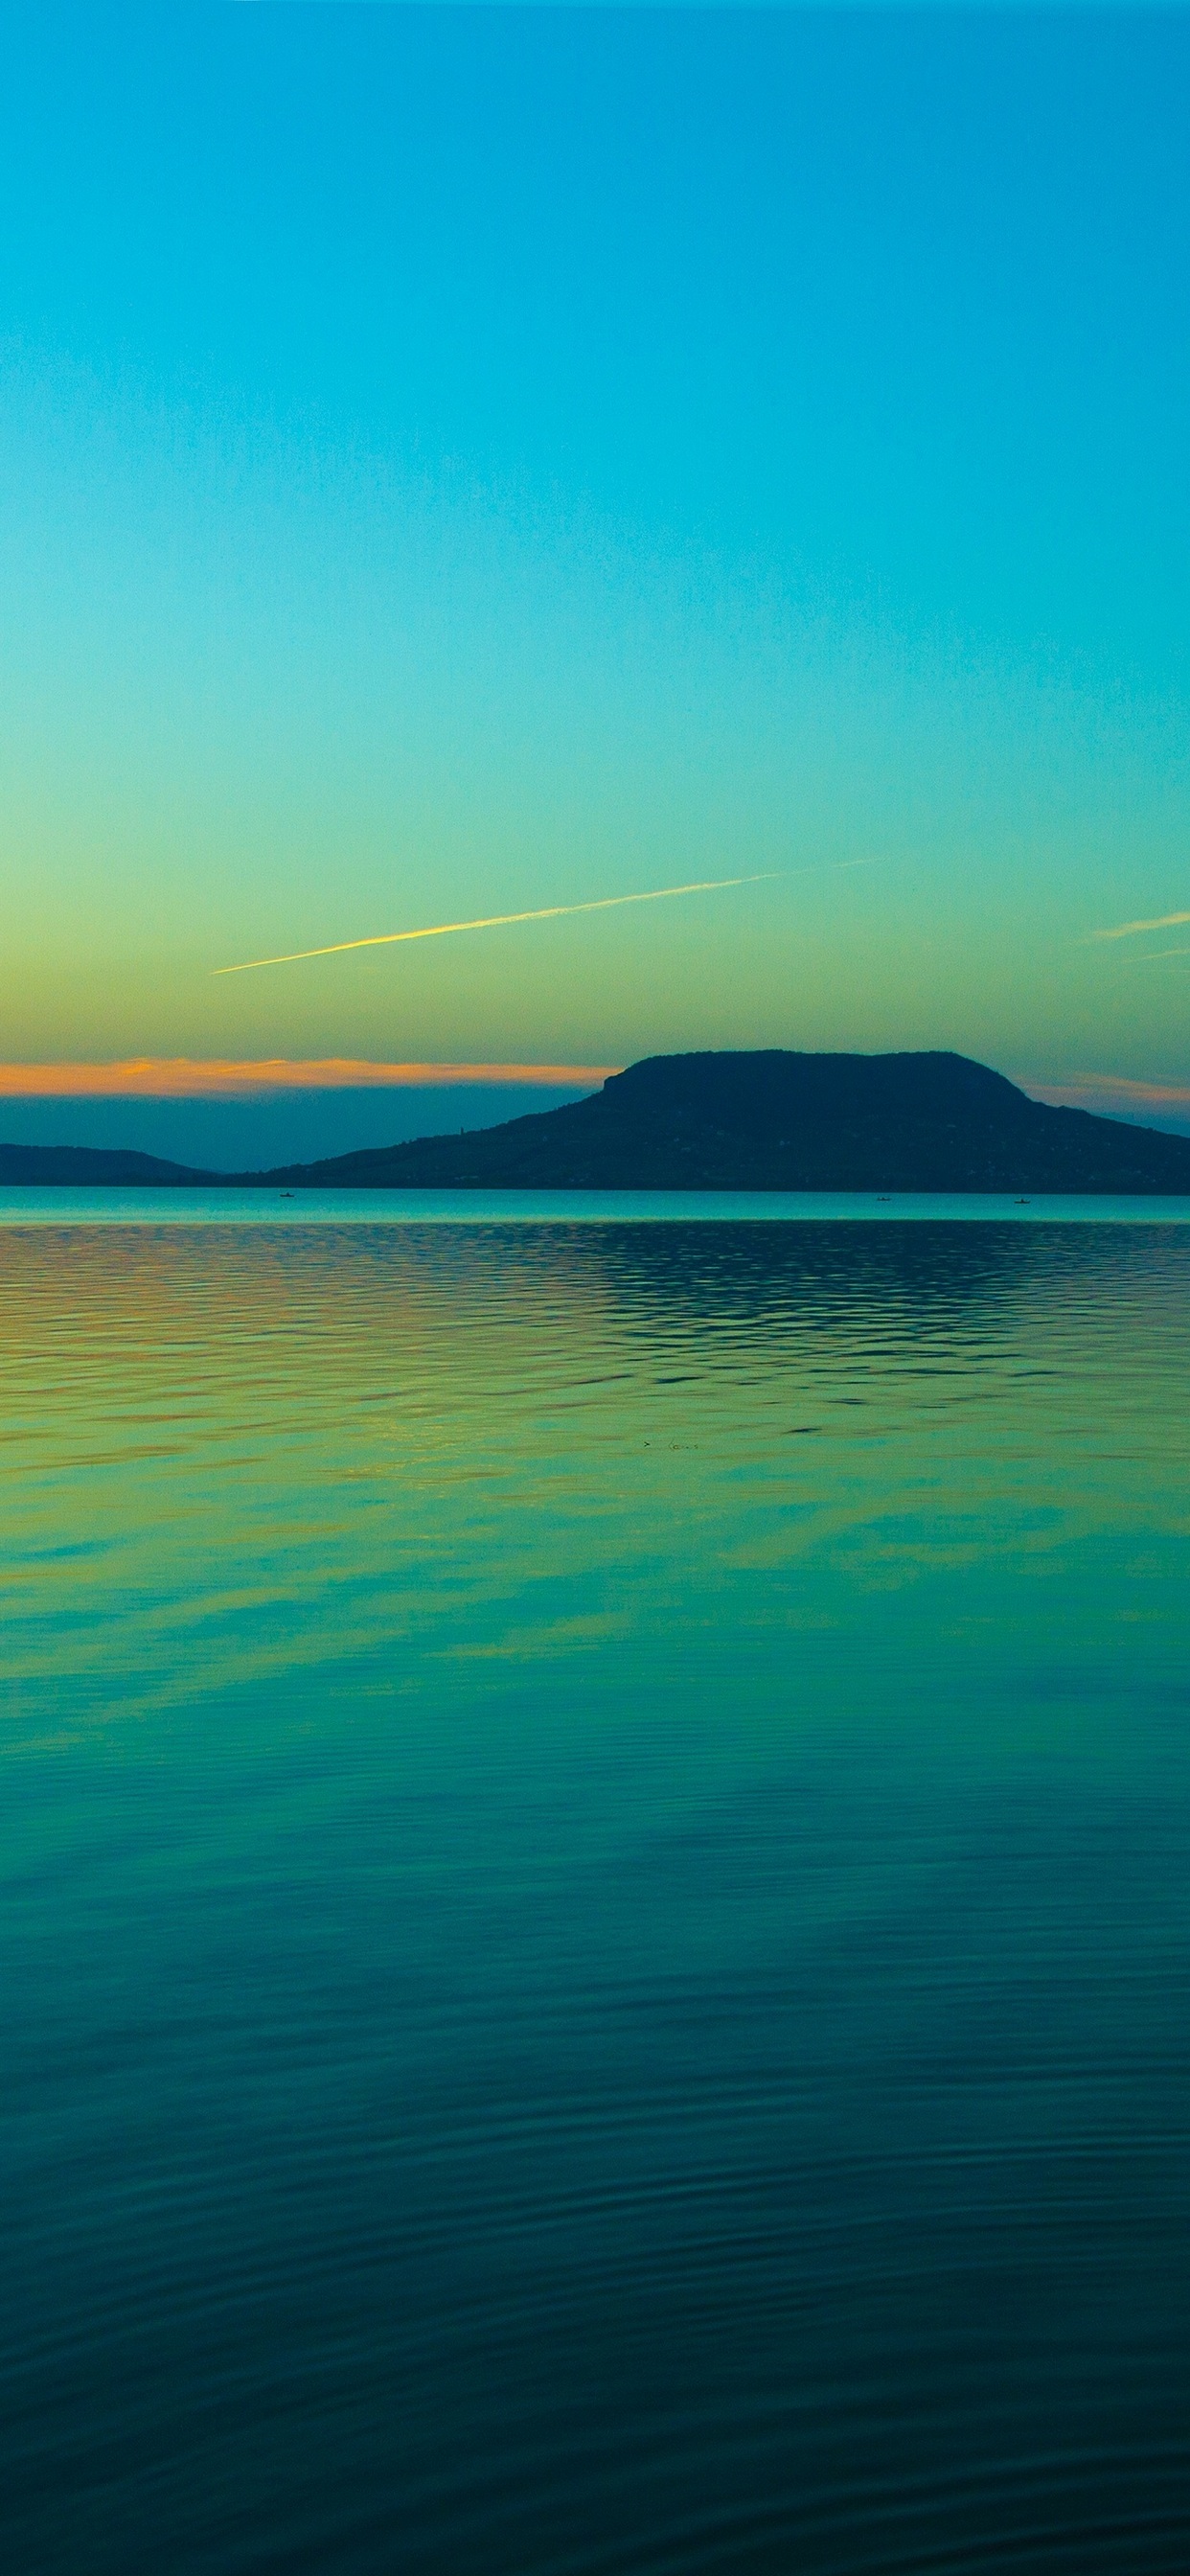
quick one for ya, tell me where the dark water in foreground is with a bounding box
[3,1217,1190,2575]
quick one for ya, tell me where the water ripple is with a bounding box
[2,1222,1189,2571]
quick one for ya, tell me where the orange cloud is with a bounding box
[1026,1072,1190,1114]
[0,1059,615,1099]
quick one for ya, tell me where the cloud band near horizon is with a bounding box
[0,1060,617,1100]
[1024,1071,1190,1115]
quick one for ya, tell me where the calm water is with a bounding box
[3,1215,1190,2575]
[3,1185,1190,1225]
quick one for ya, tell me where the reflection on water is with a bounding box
[3,1223,1190,2573]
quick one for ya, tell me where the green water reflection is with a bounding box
[3,1222,1189,2574]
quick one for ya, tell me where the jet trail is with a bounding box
[214,872,779,976]
[1091,908,1190,943]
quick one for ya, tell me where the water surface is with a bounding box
[3,1184,1190,1224]
[3,1219,1189,2572]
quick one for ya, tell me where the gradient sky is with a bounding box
[3,4,1189,1140]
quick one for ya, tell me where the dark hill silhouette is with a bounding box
[0,1141,217,1185]
[3,1053,1190,1194]
[248,1050,1190,1194]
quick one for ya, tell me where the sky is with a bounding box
[3,3,1189,1160]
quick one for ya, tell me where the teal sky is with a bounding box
[3,5,1189,1121]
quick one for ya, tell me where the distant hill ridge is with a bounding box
[0,1141,219,1186]
[4,1051,1190,1194]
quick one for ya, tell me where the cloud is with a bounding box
[1090,909,1190,942]
[0,1060,615,1100]
[1026,1072,1190,1115]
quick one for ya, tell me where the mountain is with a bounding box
[245,1051,1190,1194]
[5,1053,1190,1193]
[0,1142,216,1185]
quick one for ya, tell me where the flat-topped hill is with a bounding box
[250,1049,1190,1194]
[4,1052,1189,1194]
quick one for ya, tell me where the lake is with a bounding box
[4,1208,1190,2573]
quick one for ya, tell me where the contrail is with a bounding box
[1091,908,1190,943]
[213,871,779,976]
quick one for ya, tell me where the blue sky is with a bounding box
[2,5,1188,1157]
